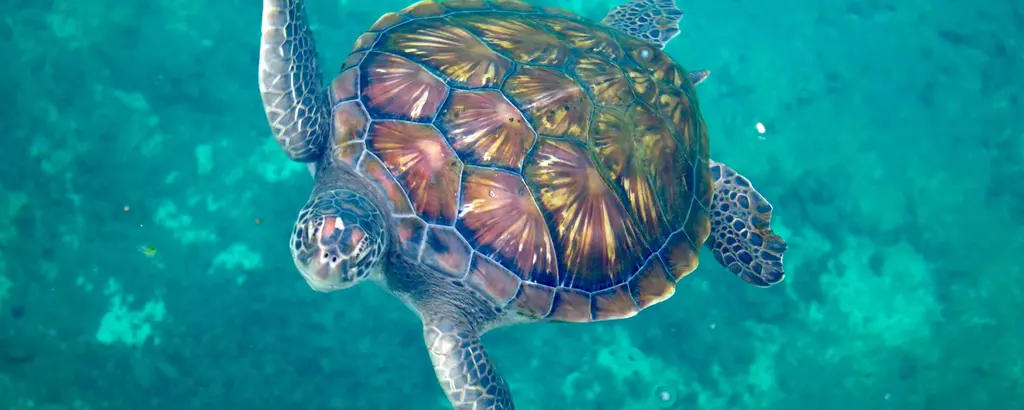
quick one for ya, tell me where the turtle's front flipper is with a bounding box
[706,160,788,287]
[424,320,514,410]
[259,0,329,162]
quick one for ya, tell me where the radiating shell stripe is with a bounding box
[324,0,711,323]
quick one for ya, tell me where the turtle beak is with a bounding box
[304,253,355,292]
[296,252,357,292]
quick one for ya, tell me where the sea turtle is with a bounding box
[258,0,788,408]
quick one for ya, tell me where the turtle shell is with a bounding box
[327,0,713,322]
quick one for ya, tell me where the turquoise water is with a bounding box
[1,0,1021,409]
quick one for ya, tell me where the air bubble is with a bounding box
[488,190,496,198]
[653,384,678,407]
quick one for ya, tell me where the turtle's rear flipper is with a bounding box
[601,0,683,49]
[259,0,329,163]
[705,160,787,287]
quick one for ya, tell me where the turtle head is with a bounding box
[291,186,388,292]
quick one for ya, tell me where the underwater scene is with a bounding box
[1,0,1021,409]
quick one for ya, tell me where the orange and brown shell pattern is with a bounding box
[327,0,713,323]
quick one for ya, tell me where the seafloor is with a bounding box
[0,0,1021,409]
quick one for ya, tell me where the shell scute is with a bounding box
[570,55,633,108]
[456,166,558,286]
[628,257,676,308]
[465,254,522,307]
[535,17,623,62]
[341,51,367,71]
[539,7,584,20]
[591,283,639,320]
[523,138,650,292]
[447,13,569,67]
[395,216,428,257]
[510,281,555,319]
[366,121,462,225]
[660,224,700,281]
[486,0,538,13]
[692,156,714,226]
[331,68,359,103]
[360,52,449,122]
[382,19,512,89]
[656,137,712,282]
[621,62,659,105]
[548,288,592,323]
[437,89,536,170]
[369,12,407,32]
[590,104,678,246]
[331,101,370,145]
[696,121,712,197]
[441,0,488,11]
[502,66,592,142]
[656,84,690,133]
[400,0,448,18]
[422,225,473,279]
[350,32,380,54]
[358,151,415,215]
[334,141,364,168]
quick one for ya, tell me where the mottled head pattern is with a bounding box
[291,188,387,292]
[325,0,713,322]
[706,161,787,287]
[599,0,683,48]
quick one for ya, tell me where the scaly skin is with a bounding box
[258,0,329,162]
[425,320,514,410]
[707,160,788,287]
